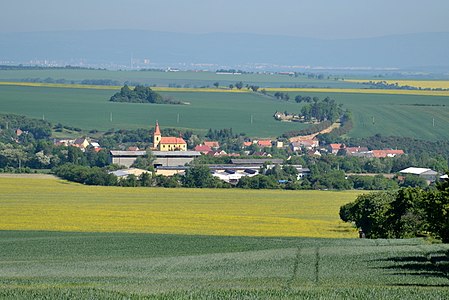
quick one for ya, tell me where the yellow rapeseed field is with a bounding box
[264,87,449,96]
[346,79,449,90]
[0,178,361,238]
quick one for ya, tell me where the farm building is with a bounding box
[399,167,439,182]
[109,168,150,179]
[109,150,201,168]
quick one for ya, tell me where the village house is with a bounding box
[372,149,405,158]
[290,139,319,152]
[203,141,220,149]
[54,137,101,152]
[328,143,344,154]
[257,140,273,148]
[194,144,212,154]
[74,137,90,150]
[344,146,369,156]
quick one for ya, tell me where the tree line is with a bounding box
[340,178,449,242]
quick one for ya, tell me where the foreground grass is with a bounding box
[1,231,448,299]
[0,178,359,238]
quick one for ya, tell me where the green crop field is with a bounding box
[0,69,360,88]
[1,177,449,299]
[278,91,449,140]
[1,232,449,299]
[1,83,449,139]
[0,85,306,137]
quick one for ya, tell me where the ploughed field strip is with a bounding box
[1,231,449,299]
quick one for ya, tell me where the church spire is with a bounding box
[154,120,161,135]
[153,120,161,149]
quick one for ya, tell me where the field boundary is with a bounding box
[2,81,449,96]
[0,81,250,93]
[0,173,57,179]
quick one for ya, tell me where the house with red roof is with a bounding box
[372,149,405,158]
[257,140,272,148]
[194,144,212,154]
[204,141,220,149]
[328,143,344,154]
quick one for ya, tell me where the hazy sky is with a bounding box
[2,0,449,39]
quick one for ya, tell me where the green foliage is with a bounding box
[182,165,228,188]
[131,151,155,171]
[53,163,117,186]
[0,113,52,141]
[300,96,343,122]
[349,174,399,190]
[340,191,396,238]
[341,179,449,242]
[110,85,181,104]
[236,174,279,189]
[274,91,290,100]
[422,178,449,242]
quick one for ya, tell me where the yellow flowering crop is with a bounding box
[0,178,361,238]
[345,79,449,91]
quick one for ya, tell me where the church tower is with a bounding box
[153,121,161,149]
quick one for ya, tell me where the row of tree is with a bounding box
[340,178,449,242]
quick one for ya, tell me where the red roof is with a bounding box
[154,121,161,135]
[243,141,252,147]
[346,146,368,153]
[372,149,404,158]
[204,141,219,148]
[160,137,186,144]
[194,145,212,152]
[330,143,343,150]
[257,140,272,147]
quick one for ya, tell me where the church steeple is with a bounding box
[153,121,161,148]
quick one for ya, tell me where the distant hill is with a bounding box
[1,30,449,70]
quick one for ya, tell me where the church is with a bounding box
[153,121,187,151]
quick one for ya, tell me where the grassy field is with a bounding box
[0,177,359,238]
[1,177,449,298]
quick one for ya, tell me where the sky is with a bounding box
[2,0,449,39]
